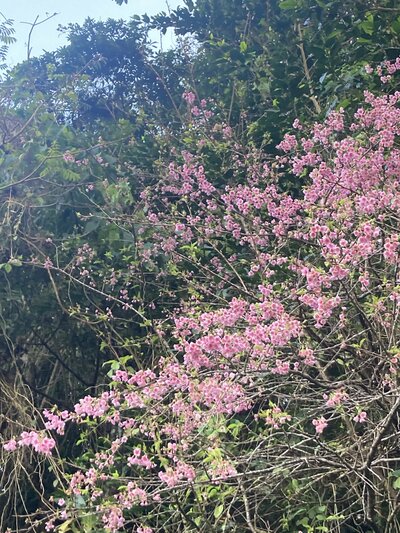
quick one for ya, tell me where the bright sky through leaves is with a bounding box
[3,0,181,65]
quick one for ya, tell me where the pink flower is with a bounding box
[293,118,303,130]
[43,409,68,435]
[63,151,75,163]
[324,390,348,408]
[127,449,155,469]
[182,91,196,105]
[353,411,367,423]
[45,519,55,531]
[102,507,124,532]
[312,417,328,434]
[17,431,56,455]
[3,439,17,452]
[43,257,53,270]
[158,461,196,487]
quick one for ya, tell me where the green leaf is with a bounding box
[240,41,248,53]
[82,513,97,531]
[359,14,374,36]
[214,504,224,518]
[392,17,400,34]
[279,0,298,9]
[8,257,22,266]
[58,519,74,533]
[83,219,100,235]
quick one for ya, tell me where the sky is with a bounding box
[3,0,182,65]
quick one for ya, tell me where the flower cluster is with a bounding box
[6,62,400,531]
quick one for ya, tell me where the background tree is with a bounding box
[154,0,400,146]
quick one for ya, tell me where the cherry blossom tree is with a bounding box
[5,59,400,533]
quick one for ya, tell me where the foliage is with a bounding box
[153,0,400,146]
[0,13,15,70]
[2,2,400,532]
[8,18,185,128]
[4,60,400,532]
